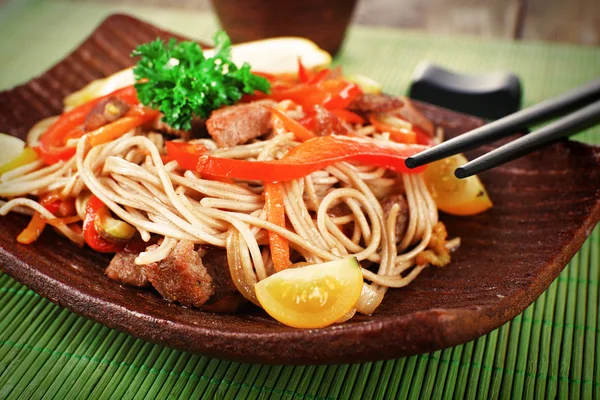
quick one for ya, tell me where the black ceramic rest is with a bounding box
[409,61,522,120]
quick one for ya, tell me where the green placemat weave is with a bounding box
[0,2,599,399]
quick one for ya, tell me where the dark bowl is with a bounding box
[210,0,357,55]
[0,14,599,365]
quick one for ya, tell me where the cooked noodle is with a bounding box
[0,97,454,319]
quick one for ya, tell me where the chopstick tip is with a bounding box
[405,157,418,169]
[454,166,469,179]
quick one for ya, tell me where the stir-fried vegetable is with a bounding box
[268,106,315,142]
[0,147,38,176]
[0,134,38,175]
[297,58,310,83]
[264,77,361,111]
[63,68,136,110]
[423,153,493,216]
[83,195,135,252]
[36,85,139,164]
[132,32,271,131]
[87,106,159,147]
[330,109,365,124]
[16,193,77,244]
[40,193,76,218]
[264,182,290,272]
[255,257,363,328]
[250,61,361,113]
[165,141,207,170]
[369,113,417,144]
[96,211,136,242]
[197,135,427,181]
[345,74,383,94]
[16,213,46,245]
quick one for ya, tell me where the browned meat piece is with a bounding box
[144,240,214,308]
[105,241,245,312]
[106,251,150,287]
[85,97,130,131]
[327,202,354,237]
[198,246,246,313]
[381,194,409,242]
[327,202,351,218]
[313,106,350,136]
[347,93,404,114]
[206,101,275,147]
[416,222,451,267]
[150,116,207,141]
[151,116,189,139]
[395,97,435,137]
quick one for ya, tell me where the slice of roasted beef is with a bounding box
[394,98,435,137]
[347,93,404,114]
[312,106,350,136]
[150,115,206,141]
[106,251,150,287]
[206,101,275,147]
[143,240,214,308]
[197,246,246,313]
[106,241,244,312]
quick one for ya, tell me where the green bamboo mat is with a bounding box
[0,2,599,399]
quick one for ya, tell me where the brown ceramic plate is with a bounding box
[0,15,599,365]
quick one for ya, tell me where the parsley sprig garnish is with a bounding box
[132,32,271,131]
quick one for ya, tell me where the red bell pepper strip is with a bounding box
[37,85,140,164]
[88,107,159,147]
[297,58,310,83]
[197,135,427,181]
[330,109,365,124]
[16,192,82,245]
[17,212,46,244]
[414,127,434,146]
[268,106,315,142]
[83,195,125,253]
[321,80,361,110]
[265,78,362,111]
[307,68,331,84]
[297,59,331,84]
[266,85,328,110]
[298,115,316,131]
[264,182,290,272]
[40,194,61,215]
[165,141,207,170]
[40,193,76,217]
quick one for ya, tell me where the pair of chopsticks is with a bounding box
[405,78,600,178]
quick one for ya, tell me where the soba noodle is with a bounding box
[0,101,457,318]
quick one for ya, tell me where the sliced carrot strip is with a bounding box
[17,212,46,244]
[264,182,290,272]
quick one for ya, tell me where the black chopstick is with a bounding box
[405,78,600,169]
[454,99,600,178]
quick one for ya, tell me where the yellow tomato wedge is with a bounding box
[255,257,363,328]
[204,37,332,76]
[345,74,383,94]
[0,133,38,176]
[63,68,135,110]
[423,153,493,216]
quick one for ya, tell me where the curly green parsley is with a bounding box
[132,31,271,131]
